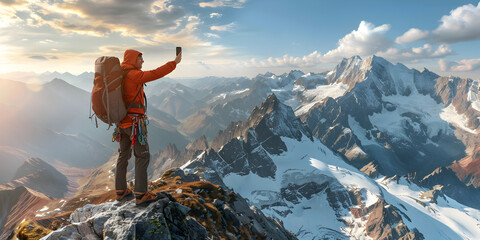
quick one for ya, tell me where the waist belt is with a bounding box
[129,103,145,109]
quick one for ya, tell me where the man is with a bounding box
[115,49,182,205]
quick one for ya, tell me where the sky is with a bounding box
[0,0,480,79]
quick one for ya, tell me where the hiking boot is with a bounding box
[135,191,161,205]
[115,189,132,201]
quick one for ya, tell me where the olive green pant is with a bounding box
[115,126,150,194]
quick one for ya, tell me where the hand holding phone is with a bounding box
[175,47,182,64]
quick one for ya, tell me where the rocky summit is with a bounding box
[18,169,296,240]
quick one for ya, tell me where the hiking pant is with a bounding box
[115,126,150,194]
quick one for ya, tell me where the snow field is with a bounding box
[376,177,480,239]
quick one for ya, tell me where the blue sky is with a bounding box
[0,0,479,79]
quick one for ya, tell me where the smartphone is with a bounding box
[176,47,182,56]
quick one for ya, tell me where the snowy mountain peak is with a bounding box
[287,70,305,79]
[248,93,312,141]
[327,55,371,86]
[249,93,280,119]
[369,55,389,65]
[210,93,312,151]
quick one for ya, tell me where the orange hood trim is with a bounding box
[121,49,142,71]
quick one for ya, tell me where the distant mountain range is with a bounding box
[1,55,480,239]
[0,77,189,168]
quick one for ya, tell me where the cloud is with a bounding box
[431,2,480,43]
[29,55,48,60]
[150,15,211,48]
[210,22,235,31]
[3,0,186,36]
[0,0,27,7]
[395,28,429,44]
[439,58,480,72]
[55,21,112,36]
[243,21,453,70]
[248,43,453,70]
[204,33,220,38]
[199,0,247,8]
[39,39,56,44]
[438,59,451,71]
[246,51,323,68]
[324,21,392,59]
[210,13,222,18]
[65,0,186,35]
[378,44,453,62]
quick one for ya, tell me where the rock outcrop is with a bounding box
[19,169,296,240]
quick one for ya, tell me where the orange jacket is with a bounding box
[119,49,176,128]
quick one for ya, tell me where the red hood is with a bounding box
[121,49,142,71]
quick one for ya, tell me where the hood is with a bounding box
[121,49,142,71]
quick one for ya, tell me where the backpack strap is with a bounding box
[123,70,145,112]
[126,86,144,111]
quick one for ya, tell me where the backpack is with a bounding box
[90,56,141,128]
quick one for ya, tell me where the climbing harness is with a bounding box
[128,114,148,146]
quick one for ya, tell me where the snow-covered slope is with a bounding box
[302,56,478,177]
[220,136,480,239]
[180,94,480,239]
[377,175,480,239]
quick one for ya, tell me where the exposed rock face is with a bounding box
[185,94,313,180]
[449,147,480,188]
[211,93,312,151]
[301,97,373,169]
[38,169,296,240]
[365,200,424,240]
[43,195,197,240]
[414,167,480,209]
[301,55,477,182]
[419,187,445,204]
[186,135,209,151]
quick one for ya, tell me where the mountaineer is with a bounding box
[114,49,182,205]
